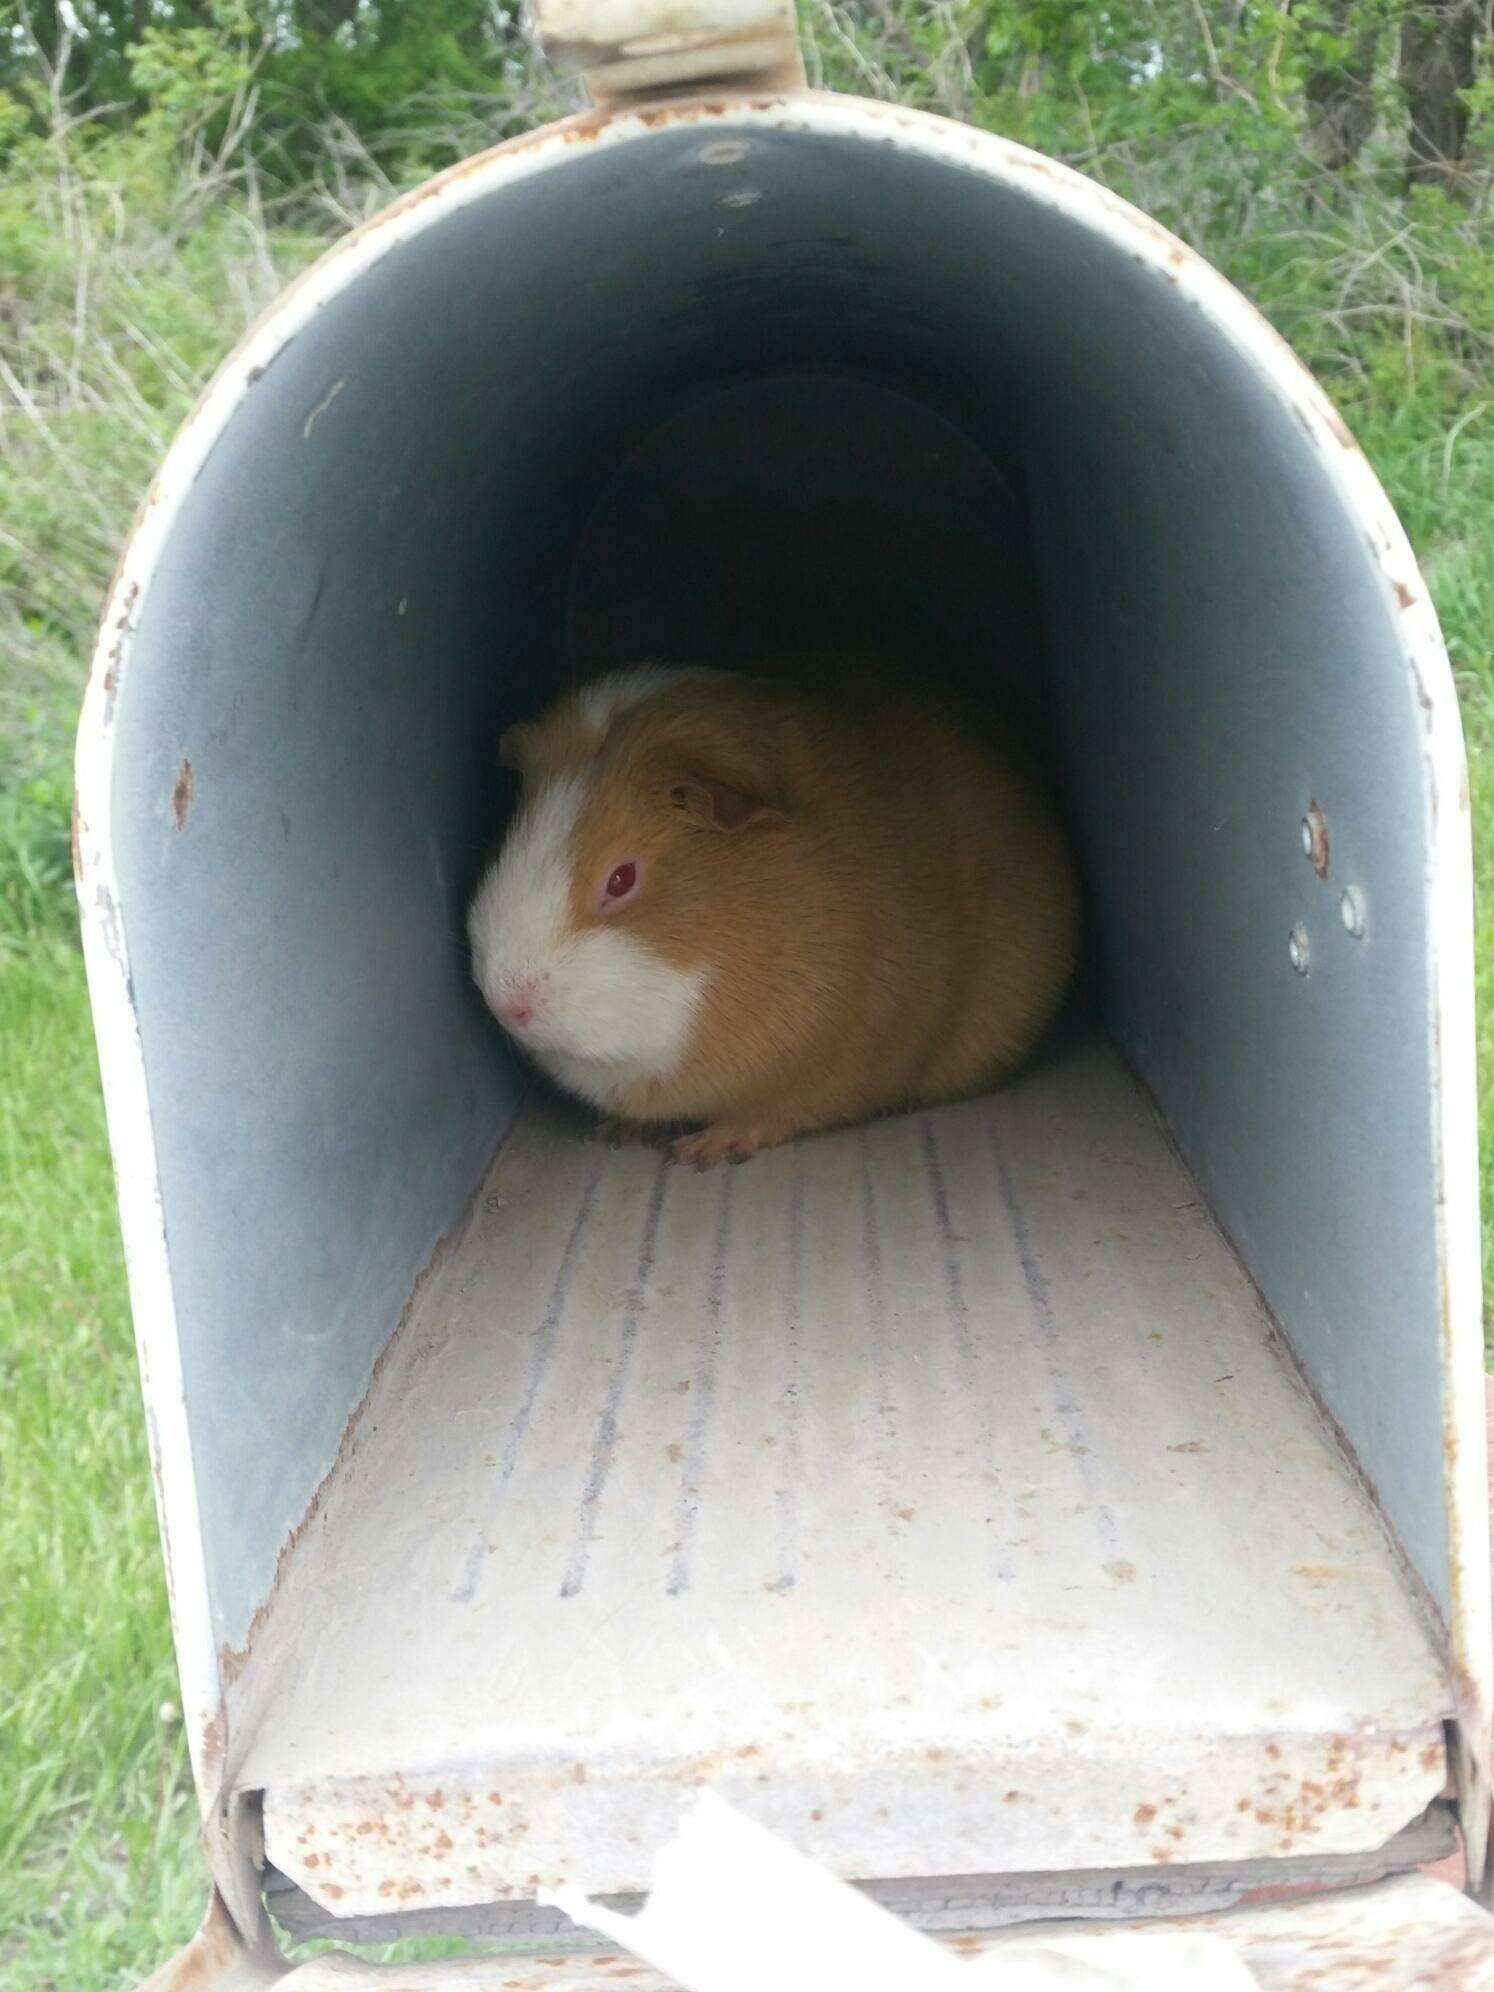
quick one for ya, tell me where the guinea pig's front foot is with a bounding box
[669,1117,793,1171]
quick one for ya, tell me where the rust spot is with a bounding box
[1002,1789,1025,1804]
[1393,579,1417,610]
[426,1788,446,1808]
[171,758,194,830]
[665,1441,683,1462]
[1266,1743,1282,1760]
[322,1883,344,1900]
[304,1853,320,1869]
[1302,799,1330,879]
[70,796,84,885]
[573,1763,588,1784]
[1421,1744,1443,1771]
[810,1808,823,1821]
[198,1707,226,1784]
[1167,1441,1207,1454]
[1104,1559,1137,1585]
[1064,1719,1086,1735]
[1324,405,1359,451]
[1134,1803,1157,1826]
[489,1790,504,1804]
[432,1830,453,1854]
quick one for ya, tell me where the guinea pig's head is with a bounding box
[467,671,792,1086]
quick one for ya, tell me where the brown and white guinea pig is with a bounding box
[467,664,1080,1168]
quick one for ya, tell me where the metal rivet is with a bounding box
[1340,886,1366,938]
[699,140,749,166]
[1288,924,1310,975]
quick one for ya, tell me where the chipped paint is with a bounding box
[1302,800,1331,880]
[171,759,195,830]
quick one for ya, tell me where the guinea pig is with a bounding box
[467,664,1080,1168]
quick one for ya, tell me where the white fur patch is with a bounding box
[468,769,707,1103]
[577,665,726,738]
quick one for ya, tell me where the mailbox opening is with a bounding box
[78,96,1484,1937]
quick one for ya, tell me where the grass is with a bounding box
[1,52,1492,1992]
[0,938,205,1984]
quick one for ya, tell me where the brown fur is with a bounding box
[504,670,1081,1166]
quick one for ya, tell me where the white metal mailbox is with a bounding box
[76,14,1494,1985]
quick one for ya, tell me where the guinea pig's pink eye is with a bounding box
[600,859,640,910]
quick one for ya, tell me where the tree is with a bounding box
[1304,0,1385,168]
[1399,0,1487,184]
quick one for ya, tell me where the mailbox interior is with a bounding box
[85,102,1475,1926]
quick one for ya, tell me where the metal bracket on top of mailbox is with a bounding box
[529,0,804,102]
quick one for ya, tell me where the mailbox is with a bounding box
[78,14,1494,1984]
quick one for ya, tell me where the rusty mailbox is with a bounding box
[77,5,1494,1983]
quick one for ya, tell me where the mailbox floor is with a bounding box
[242,1028,1452,1919]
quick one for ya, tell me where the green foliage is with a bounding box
[0,0,564,187]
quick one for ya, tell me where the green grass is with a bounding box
[1,71,1492,1992]
[0,938,206,1984]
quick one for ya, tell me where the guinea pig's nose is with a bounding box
[497,979,540,1030]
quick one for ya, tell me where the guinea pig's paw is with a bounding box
[670,1120,784,1171]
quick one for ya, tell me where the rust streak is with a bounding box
[171,759,194,830]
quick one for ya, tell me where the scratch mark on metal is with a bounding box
[772,1143,805,1594]
[857,1133,903,1575]
[667,1169,735,1597]
[923,1117,1012,1580]
[303,378,346,440]
[989,1115,1121,1555]
[560,1159,671,1599]
[452,1153,605,1604]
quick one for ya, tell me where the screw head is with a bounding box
[1289,924,1310,975]
[1340,886,1366,938]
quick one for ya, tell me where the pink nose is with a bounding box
[497,982,540,1030]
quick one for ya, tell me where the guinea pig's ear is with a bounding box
[667,771,789,832]
[498,723,535,774]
